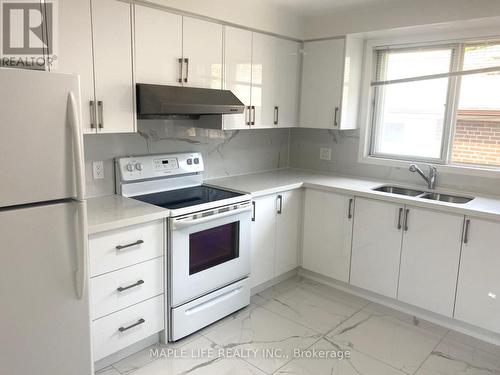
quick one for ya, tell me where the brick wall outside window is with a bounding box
[452,118,500,166]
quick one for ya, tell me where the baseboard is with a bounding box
[250,268,299,295]
[94,333,161,371]
[298,268,500,347]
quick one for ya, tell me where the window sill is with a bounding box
[359,155,500,179]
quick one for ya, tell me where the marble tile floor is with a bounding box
[97,276,500,375]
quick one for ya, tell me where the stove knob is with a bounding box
[135,162,143,171]
[194,158,199,164]
[126,163,134,172]
[187,159,193,165]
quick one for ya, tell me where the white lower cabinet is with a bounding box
[250,190,302,288]
[89,220,165,361]
[275,190,302,276]
[455,217,500,334]
[397,207,464,316]
[302,189,354,282]
[350,198,404,298]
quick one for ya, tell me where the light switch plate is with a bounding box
[92,161,104,179]
[319,147,332,161]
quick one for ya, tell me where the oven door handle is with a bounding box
[171,205,252,230]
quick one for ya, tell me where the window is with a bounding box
[370,40,500,168]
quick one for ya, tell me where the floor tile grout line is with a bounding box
[411,329,449,375]
[268,336,325,375]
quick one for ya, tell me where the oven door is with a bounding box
[170,203,251,306]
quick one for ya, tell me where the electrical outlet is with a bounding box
[92,161,104,179]
[319,147,332,161]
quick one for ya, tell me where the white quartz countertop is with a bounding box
[207,168,500,222]
[87,195,169,235]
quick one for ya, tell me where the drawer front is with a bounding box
[89,220,164,276]
[91,257,164,319]
[92,295,164,361]
[171,278,250,341]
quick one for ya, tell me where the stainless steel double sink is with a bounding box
[373,185,474,204]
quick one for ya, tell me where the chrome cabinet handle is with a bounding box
[246,106,251,125]
[178,58,183,83]
[334,106,339,127]
[118,318,145,333]
[97,101,104,129]
[184,58,189,83]
[116,239,144,250]
[251,201,256,222]
[463,219,470,244]
[274,106,279,125]
[89,101,96,129]
[251,106,255,125]
[117,279,144,292]
[277,195,283,214]
[348,198,354,219]
[397,207,403,230]
[404,208,410,231]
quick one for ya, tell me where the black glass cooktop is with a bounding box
[133,185,244,210]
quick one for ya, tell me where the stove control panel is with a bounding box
[116,152,204,182]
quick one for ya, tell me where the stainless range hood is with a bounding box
[136,84,245,119]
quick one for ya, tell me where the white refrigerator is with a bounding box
[0,69,93,374]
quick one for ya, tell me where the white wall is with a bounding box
[144,0,304,39]
[304,0,500,39]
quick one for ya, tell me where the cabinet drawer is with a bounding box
[91,257,164,319]
[89,220,163,276]
[92,295,164,361]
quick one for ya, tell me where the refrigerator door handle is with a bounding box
[68,92,88,300]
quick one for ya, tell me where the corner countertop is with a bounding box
[207,168,500,222]
[87,195,169,235]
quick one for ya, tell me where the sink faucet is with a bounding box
[409,164,437,189]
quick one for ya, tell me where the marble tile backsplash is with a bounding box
[84,120,290,198]
[289,127,500,197]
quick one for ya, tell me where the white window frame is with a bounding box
[358,28,500,178]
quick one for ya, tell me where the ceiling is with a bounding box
[271,0,397,15]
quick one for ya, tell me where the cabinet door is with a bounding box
[398,207,464,316]
[274,39,301,128]
[134,5,183,86]
[300,38,345,129]
[302,189,354,282]
[49,0,96,134]
[92,0,135,133]
[275,190,302,276]
[455,218,500,333]
[182,17,223,89]
[250,194,276,287]
[350,198,403,298]
[250,195,276,288]
[251,33,276,128]
[223,26,252,130]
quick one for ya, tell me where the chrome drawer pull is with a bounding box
[116,239,144,250]
[118,318,145,332]
[117,279,144,292]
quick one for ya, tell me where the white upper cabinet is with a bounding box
[274,39,301,128]
[48,0,95,134]
[92,0,135,133]
[223,26,253,130]
[251,33,277,128]
[302,189,354,282]
[275,190,302,276]
[350,198,404,298]
[455,217,500,334]
[183,17,223,89]
[398,207,464,317]
[300,36,364,130]
[134,5,183,86]
[223,29,301,130]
